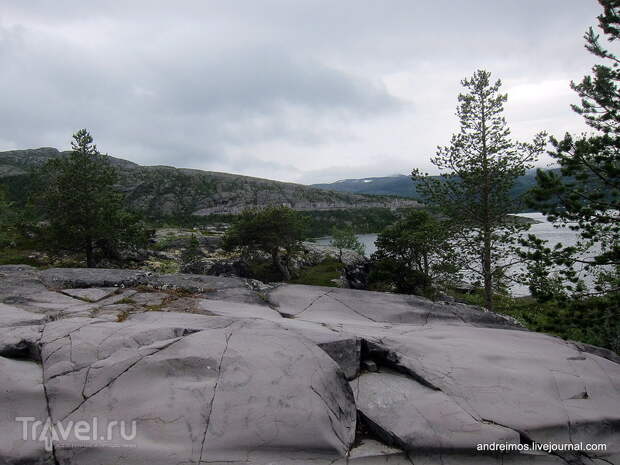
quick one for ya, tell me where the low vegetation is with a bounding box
[455,291,619,354]
[288,258,344,287]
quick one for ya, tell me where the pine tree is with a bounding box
[0,187,14,248]
[37,129,146,267]
[369,210,456,296]
[330,226,365,259]
[222,206,306,280]
[527,0,619,295]
[181,234,204,265]
[413,70,546,310]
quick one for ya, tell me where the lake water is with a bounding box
[315,213,590,296]
[315,233,380,256]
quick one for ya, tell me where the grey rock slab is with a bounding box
[199,299,361,379]
[197,298,283,321]
[570,340,620,364]
[85,288,136,307]
[127,311,236,331]
[0,264,37,272]
[39,267,149,289]
[40,317,104,345]
[38,314,356,465]
[0,302,47,327]
[316,337,361,380]
[205,284,274,305]
[154,295,202,313]
[269,284,521,329]
[53,329,229,465]
[192,308,362,380]
[358,326,620,462]
[439,300,525,329]
[268,284,376,324]
[0,266,618,464]
[3,288,97,315]
[0,356,55,464]
[60,287,118,302]
[94,303,134,314]
[276,318,362,379]
[321,287,520,328]
[39,268,254,299]
[128,291,169,307]
[184,298,362,380]
[355,370,519,451]
[0,325,42,360]
[199,323,356,462]
[147,272,248,292]
[320,288,435,324]
[0,265,46,300]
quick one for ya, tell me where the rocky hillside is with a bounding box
[0,148,419,216]
[1,265,619,464]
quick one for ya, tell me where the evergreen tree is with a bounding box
[36,129,146,267]
[413,70,546,310]
[0,187,14,248]
[526,0,619,298]
[369,210,456,296]
[222,206,306,280]
[330,225,365,259]
[181,234,204,265]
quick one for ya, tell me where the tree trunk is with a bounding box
[272,248,291,281]
[482,229,493,311]
[85,238,95,268]
[480,90,494,311]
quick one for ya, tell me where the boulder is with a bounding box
[299,241,367,267]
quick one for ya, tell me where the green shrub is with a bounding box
[288,258,343,287]
[454,290,619,354]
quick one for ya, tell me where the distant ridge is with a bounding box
[312,171,548,201]
[0,148,420,217]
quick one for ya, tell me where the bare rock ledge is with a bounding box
[0,265,618,465]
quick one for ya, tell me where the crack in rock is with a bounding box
[287,288,335,319]
[310,385,350,450]
[199,331,233,463]
[58,337,184,422]
[361,339,441,391]
[327,294,377,322]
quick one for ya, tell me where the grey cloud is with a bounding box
[0,0,604,182]
[147,48,403,115]
[0,12,403,172]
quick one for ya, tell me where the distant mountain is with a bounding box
[313,175,420,198]
[0,148,420,217]
[312,171,549,202]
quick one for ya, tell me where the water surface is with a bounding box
[316,213,590,296]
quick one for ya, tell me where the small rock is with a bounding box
[362,360,378,372]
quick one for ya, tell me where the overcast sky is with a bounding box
[0,0,605,183]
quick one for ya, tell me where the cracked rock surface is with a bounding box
[0,265,619,465]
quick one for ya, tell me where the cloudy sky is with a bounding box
[0,0,605,183]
